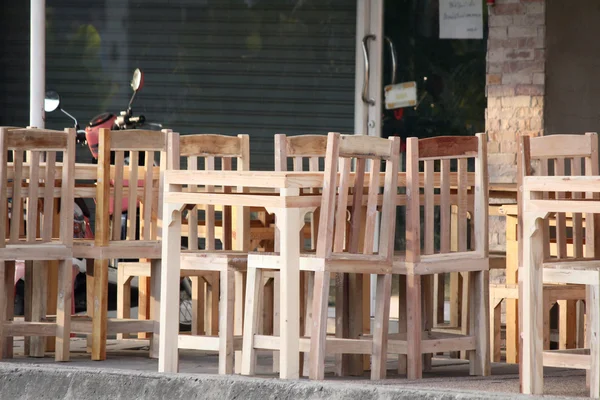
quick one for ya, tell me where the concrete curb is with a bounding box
[0,363,567,400]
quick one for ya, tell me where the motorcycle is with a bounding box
[16,69,194,329]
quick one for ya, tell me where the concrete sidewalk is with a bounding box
[0,339,587,400]
[0,362,575,400]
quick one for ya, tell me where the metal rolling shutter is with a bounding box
[2,0,356,170]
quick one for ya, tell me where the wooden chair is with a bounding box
[521,132,600,397]
[389,134,490,380]
[0,127,75,361]
[241,132,401,380]
[72,128,178,360]
[157,133,250,374]
[266,134,327,374]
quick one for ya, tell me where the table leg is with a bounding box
[158,203,182,373]
[274,203,301,380]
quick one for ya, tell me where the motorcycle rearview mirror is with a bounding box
[131,68,144,92]
[45,90,80,129]
[44,90,61,112]
[127,68,144,110]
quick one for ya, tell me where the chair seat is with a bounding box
[392,251,488,275]
[73,239,161,259]
[0,243,71,261]
[248,251,390,274]
[543,258,600,271]
[180,250,248,272]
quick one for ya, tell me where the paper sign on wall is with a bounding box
[439,0,483,39]
[385,81,417,110]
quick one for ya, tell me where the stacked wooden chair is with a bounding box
[241,132,401,380]
[72,128,178,360]
[521,132,600,397]
[0,127,76,361]
[388,134,490,379]
[150,134,251,374]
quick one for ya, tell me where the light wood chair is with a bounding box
[0,127,76,361]
[72,128,178,360]
[241,132,401,380]
[389,134,490,380]
[158,133,250,374]
[521,132,600,397]
[266,134,327,374]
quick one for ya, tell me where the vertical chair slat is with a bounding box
[424,160,434,255]
[457,159,468,252]
[309,157,319,172]
[26,151,40,243]
[363,158,381,254]
[222,157,233,251]
[59,128,76,246]
[205,156,216,251]
[316,133,340,259]
[405,138,421,263]
[571,158,583,258]
[348,158,365,253]
[539,159,551,259]
[127,151,139,240]
[187,156,199,251]
[10,151,24,243]
[585,133,600,257]
[142,151,153,240]
[293,157,302,172]
[0,129,7,246]
[554,158,567,258]
[42,152,56,242]
[440,160,451,253]
[112,151,125,241]
[474,133,489,255]
[333,158,351,253]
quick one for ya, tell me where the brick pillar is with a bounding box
[486,0,546,250]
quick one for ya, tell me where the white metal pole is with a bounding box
[30,0,45,129]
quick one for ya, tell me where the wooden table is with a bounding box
[158,170,326,379]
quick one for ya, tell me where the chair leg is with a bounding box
[92,258,109,361]
[460,271,470,360]
[241,267,262,376]
[234,270,245,374]
[208,272,219,336]
[149,259,161,359]
[490,295,503,363]
[138,275,151,340]
[397,275,407,375]
[371,274,391,380]
[191,276,205,336]
[85,259,94,353]
[272,272,280,373]
[406,274,422,379]
[589,282,600,398]
[0,261,15,359]
[469,270,490,376]
[422,275,434,371]
[521,216,544,395]
[302,271,314,377]
[30,261,47,357]
[117,267,132,340]
[55,259,72,362]
[309,271,330,380]
[219,268,235,374]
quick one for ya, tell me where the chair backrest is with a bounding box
[0,127,75,248]
[179,134,250,251]
[274,134,327,172]
[96,128,179,245]
[519,132,599,260]
[404,134,488,263]
[316,132,400,260]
